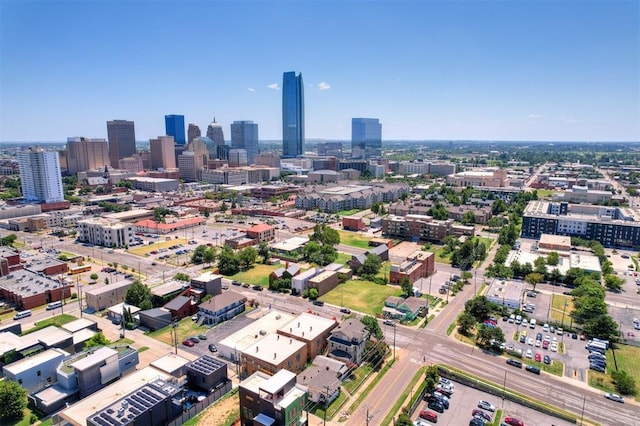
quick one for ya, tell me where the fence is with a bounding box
[167,381,233,426]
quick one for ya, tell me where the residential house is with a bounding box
[163,295,196,320]
[350,244,388,271]
[297,365,341,404]
[327,319,370,366]
[383,296,427,321]
[198,291,246,326]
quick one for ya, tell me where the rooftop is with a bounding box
[218,310,295,353]
[486,279,526,303]
[150,279,189,297]
[270,236,309,252]
[163,295,191,311]
[248,223,274,233]
[187,355,226,375]
[18,326,72,351]
[61,318,97,334]
[3,348,68,375]
[539,234,571,249]
[241,332,305,365]
[309,270,337,284]
[193,271,222,283]
[278,312,337,341]
[84,279,133,296]
[0,269,71,297]
[261,369,296,395]
[70,347,118,371]
[150,353,191,375]
[135,216,206,230]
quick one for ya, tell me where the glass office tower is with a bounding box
[165,114,186,145]
[351,118,382,159]
[231,120,259,165]
[282,71,305,158]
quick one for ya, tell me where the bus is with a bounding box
[68,265,91,275]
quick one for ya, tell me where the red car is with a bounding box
[182,339,195,347]
[419,410,438,423]
[534,353,542,362]
[504,417,524,426]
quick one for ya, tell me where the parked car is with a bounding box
[472,409,492,422]
[208,344,218,352]
[469,418,485,426]
[189,336,200,343]
[428,400,444,413]
[428,395,449,409]
[419,410,438,423]
[198,334,207,340]
[504,417,524,426]
[506,359,522,368]
[534,353,541,362]
[232,280,241,286]
[604,393,624,403]
[312,300,325,306]
[252,285,263,291]
[544,355,551,364]
[383,319,395,326]
[590,364,606,373]
[525,365,541,375]
[340,308,351,314]
[477,400,495,412]
[182,339,195,347]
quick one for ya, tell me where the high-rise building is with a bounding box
[187,138,210,166]
[187,123,201,143]
[150,136,177,170]
[66,137,109,174]
[107,120,136,167]
[164,115,186,145]
[206,118,225,146]
[177,151,201,182]
[351,118,382,159]
[228,149,248,167]
[17,147,64,203]
[255,152,281,168]
[282,71,305,158]
[231,120,259,165]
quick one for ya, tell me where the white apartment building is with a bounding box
[17,148,64,203]
[76,218,135,247]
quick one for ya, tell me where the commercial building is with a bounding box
[328,319,370,365]
[282,71,305,159]
[84,280,133,312]
[255,152,281,168]
[186,355,229,393]
[206,117,225,147]
[239,369,307,426]
[3,348,68,394]
[197,291,246,326]
[135,216,205,235]
[0,269,72,310]
[521,201,640,248]
[382,214,475,242]
[17,147,64,203]
[240,333,307,377]
[187,123,201,143]
[389,250,435,285]
[138,308,172,331]
[250,184,300,200]
[76,218,135,247]
[485,279,526,309]
[278,312,337,360]
[127,176,179,192]
[296,182,409,213]
[316,142,343,157]
[538,234,572,253]
[228,148,248,167]
[165,114,186,145]
[308,269,340,296]
[246,223,275,242]
[150,135,177,169]
[553,186,613,204]
[446,168,509,187]
[177,151,202,182]
[191,271,223,296]
[66,137,109,174]
[231,120,259,165]
[342,216,365,231]
[107,120,136,167]
[270,236,309,257]
[351,118,382,159]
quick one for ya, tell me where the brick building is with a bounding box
[246,223,275,243]
[389,251,435,285]
[342,216,365,231]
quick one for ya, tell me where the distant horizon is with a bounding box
[1,1,638,142]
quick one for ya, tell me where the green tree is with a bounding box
[90,273,99,280]
[464,296,494,322]
[0,380,27,421]
[457,311,476,335]
[0,234,17,246]
[424,364,440,394]
[174,272,191,282]
[476,324,505,348]
[582,314,619,341]
[400,277,413,297]
[533,257,547,275]
[460,210,476,225]
[191,245,209,264]
[427,202,449,220]
[461,271,473,284]
[84,332,110,349]
[546,251,560,266]
[525,272,544,292]
[203,247,216,265]
[124,281,153,310]
[361,315,383,339]
[308,288,319,300]
[220,201,228,212]
[218,246,240,275]
[612,370,636,396]
[310,224,340,246]
[358,254,382,278]
[491,199,507,215]
[604,274,624,292]
[396,414,413,426]
[239,246,258,270]
[258,241,271,264]
[370,203,380,215]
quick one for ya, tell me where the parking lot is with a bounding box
[413,379,574,426]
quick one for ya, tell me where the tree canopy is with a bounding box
[125,281,153,310]
[361,315,383,339]
[0,380,27,421]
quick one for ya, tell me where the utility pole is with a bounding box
[323,385,331,426]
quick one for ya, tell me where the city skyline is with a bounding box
[1,1,638,143]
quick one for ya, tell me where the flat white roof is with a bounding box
[270,236,309,252]
[194,271,223,282]
[84,279,132,296]
[71,328,96,345]
[18,326,72,351]
[150,353,191,374]
[570,253,602,273]
[107,302,141,316]
[219,310,295,353]
[71,347,117,371]
[260,369,296,394]
[539,234,571,249]
[3,348,68,375]
[279,312,336,341]
[241,333,306,365]
[58,366,170,426]
[61,318,96,333]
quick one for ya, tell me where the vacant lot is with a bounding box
[550,294,574,324]
[226,263,283,287]
[322,279,403,315]
[338,230,372,249]
[128,238,188,256]
[147,317,209,345]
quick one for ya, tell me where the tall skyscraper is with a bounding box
[206,117,225,146]
[228,149,248,167]
[107,120,136,167]
[150,136,177,170]
[17,147,64,203]
[165,115,186,145]
[351,118,382,159]
[66,137,109,174]
[231,120,259,165]
[187,123,201,143]
[282,71,305,158]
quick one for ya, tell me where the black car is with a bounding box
[427,400,445,413]
[428,396,449,409]
[208,344,217,352]
[232,280,241,286]
[340,308,351,314]
[242,283,250,288]
[252,285,263,291]
[470,418,486,426]
[312,300,325,306]
[572,333,578,339]
[506,359,522,368]
[525,365,541,375]
[590,364,606,373]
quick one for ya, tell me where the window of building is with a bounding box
[37,370,41,376]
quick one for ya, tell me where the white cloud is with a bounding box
[247,87,255,92]
[267,83,280,90]
[528,113,543,119]
[317,82,331,90]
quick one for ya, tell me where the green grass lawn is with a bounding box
[588,345,640,400]
[335,251,352,265]
[476,236,496,250]
[226,263,283,286]
[337,230,372,249]
[22,314,77,335]
[522,358,564,376]
[343,363,373,394]
[337,209,362,216]
[550,294,574,324]
[322,279,402,315]
[147,317,209,346]
[535,189,559,198]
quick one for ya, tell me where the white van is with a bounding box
[529,319,536,329]
[13,310,32,320]
[46,301,62,310]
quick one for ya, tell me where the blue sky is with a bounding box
[1,0,638,142]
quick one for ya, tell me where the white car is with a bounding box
[526,349,533,359]
[535,340,541,347]
[604,392,624,403]
[433,391,449,401]
[477,400,496,412]
[550,343,558,352]
[527,338,534,346]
